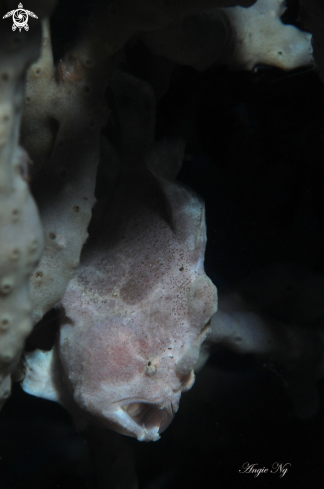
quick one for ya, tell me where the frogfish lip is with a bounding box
[104,398,174,442]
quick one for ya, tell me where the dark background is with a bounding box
[1,0,324,488]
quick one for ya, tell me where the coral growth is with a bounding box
[0,0,322,456]
[142,0,313,71]
[0,0,55,410]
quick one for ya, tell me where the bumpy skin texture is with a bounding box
[20,20,110,326]
[22,0,254,327]
[0,0,56,409]
[60,174,217,441]
[23,72,217,441]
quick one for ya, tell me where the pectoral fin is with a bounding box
[22,348,60,403]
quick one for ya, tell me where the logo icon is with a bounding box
[3,3,38,32]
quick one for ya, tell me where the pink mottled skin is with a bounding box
[59,170,217,441]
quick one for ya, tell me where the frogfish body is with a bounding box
[22,72,217,441]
